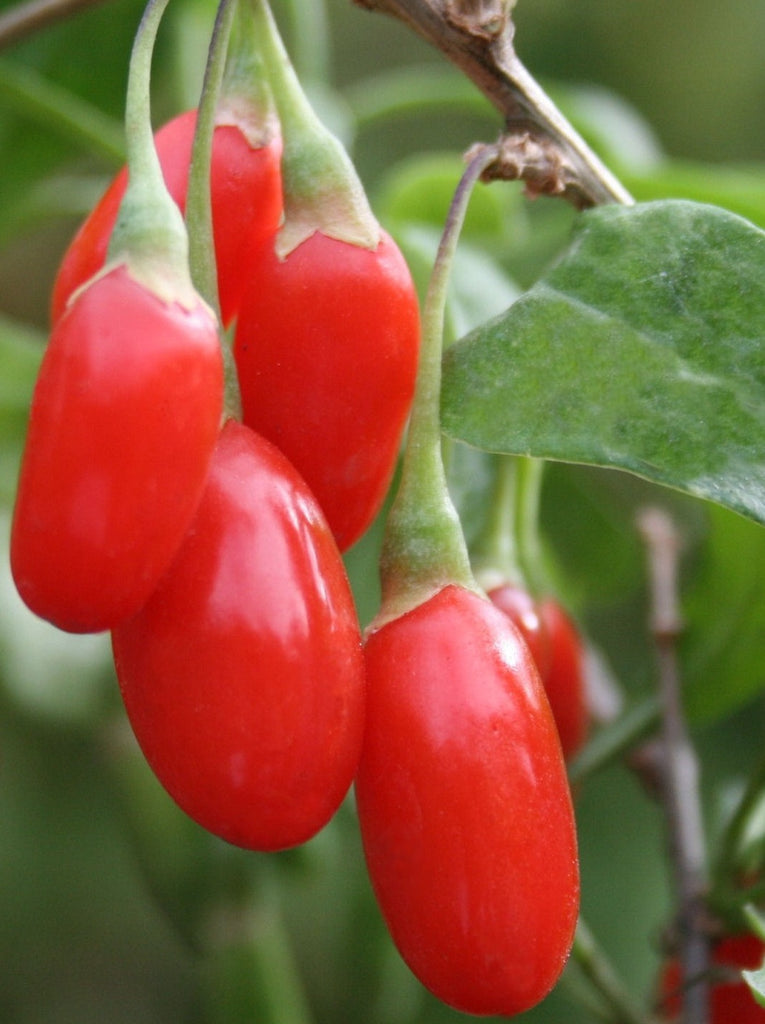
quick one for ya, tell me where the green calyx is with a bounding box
[248,0,379,258]
[371,144,500,632]
[107,0,202,313]
[216,0,279,149]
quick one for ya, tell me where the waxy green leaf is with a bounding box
[441,200,765,526]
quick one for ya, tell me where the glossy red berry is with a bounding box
[487,582,551,679]
[112,418,366,851]
[489,585,588,760]
[51,109,282,326]
[539,598,589,760]
[356,584,579,1016]
[233,229,420,551]
[11,264,223,633]
[659,933,765,1021]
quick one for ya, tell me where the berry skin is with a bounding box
[539,598,589,760]
[489,584,589,760]
[487,583,552,679]
[11,264,223,633]
[356,584,579,1016]
[51,109,282,326]
[659,933,765,1021]
[234,229,420,552]
[112,419,366,852]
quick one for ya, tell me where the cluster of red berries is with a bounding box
[12,100,419,851]
[9,3,588,1015]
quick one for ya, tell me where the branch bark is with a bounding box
[637,507,710,1024]
[352,0,632,208]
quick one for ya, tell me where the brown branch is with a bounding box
[637,507,710,1024]
[352,0,632,208]
[0,0,111,51]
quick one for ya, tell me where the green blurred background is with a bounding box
[1,0,765,1021]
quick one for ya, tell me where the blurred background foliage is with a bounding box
[1,0,765,1021]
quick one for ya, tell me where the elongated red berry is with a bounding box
[234,229,419,551]
[489,584,588,760]
[539,598,589,760]
[356,584,579,1016]
[11,264,223,632]
[112,419,366,851]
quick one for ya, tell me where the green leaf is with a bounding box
[625,160,765,232]
[442,200,765,526]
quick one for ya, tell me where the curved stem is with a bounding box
[713,753,765,893]
[106,0,194,306]
[567,694,660,787]
[202,881,315,1024]
[472,453,547,592]
[472,454,522,587]
[186,0,238,319]
[185,0,242,418]
[375,144,499,625]
[121,0,170,211]
[514,455,546,591]
[572,919,658,1024]
[248,0,378,255]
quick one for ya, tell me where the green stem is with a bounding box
[375,145,498,626]
[515,455,546,592]
[202,880,315,1024]
[567,695,660,786]
[713,753,765,888]
[186,0,238,319]
[472,454,547,592]
[247,0,378,256]
[220,0,277,140]
[472,454,523,588]
[0,59,125,165]
[572,919,658,1024]
[107,0,196,308]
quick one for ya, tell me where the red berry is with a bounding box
[659,933,765,1021]
[11,264,223,633]
[538,598,589,760]
[488,586,588,760]
[356,584,579,1016]
[487,583,551,678]
[51,110,282,326]
[112,419,366,851]
[233,229,420,551]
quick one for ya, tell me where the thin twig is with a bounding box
[572,919,659,1024]
[0,0,111,51]
[637,507,710,1024]
[352,0,632,208]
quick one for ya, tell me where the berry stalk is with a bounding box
[107,0,197,308]
[374,143,498,626]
